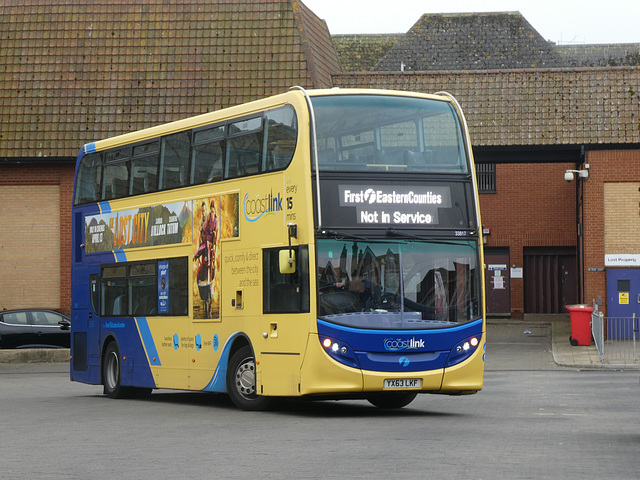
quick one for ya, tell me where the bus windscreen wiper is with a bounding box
[319,229,366,240]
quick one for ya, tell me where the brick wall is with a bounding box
[0,163,75,310]
[584,149,640,315]
[480,162,577,315]
[604,183,640,252]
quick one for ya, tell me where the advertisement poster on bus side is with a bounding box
[158,260,169,314]
[84,201,192,253]
[192,193,239,320]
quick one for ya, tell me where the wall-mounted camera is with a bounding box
[564,168,589,182]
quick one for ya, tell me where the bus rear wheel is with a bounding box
[367,392,418,409]
[102,342,151,399]
[226,345,272,411]
[103,342,126,399]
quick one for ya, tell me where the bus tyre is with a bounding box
[226,345,272,411]
[367,392,418,409]
[102,342,152,399]
[103,342,126,399]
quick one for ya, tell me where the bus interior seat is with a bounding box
[346,153,359,164]
[318,148,337,165]
[373,149,386,164]
[403,149,429,168]
[112,295,126,315]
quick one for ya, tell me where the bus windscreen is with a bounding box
[311,95,468,174]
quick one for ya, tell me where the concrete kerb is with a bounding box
[2,315,640,370]
[0,348,70,364]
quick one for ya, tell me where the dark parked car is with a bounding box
[0,309,70,349]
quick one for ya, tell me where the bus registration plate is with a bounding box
[384,378,421,389]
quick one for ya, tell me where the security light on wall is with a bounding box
[564,169,589,182]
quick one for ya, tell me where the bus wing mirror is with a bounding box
[279,249,296,274]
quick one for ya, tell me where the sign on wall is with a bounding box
[605,254,640,266]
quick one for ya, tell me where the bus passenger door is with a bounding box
[258,246,311,396]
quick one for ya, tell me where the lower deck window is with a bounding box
[100,257,188,317]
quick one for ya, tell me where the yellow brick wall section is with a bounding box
[0,185,60,309]
[604,183,640,254]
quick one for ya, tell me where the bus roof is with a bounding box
[82,88,456,155]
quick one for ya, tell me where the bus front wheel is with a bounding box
[367,392,417,409]
[226,345,272,411]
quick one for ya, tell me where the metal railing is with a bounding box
[591,302,639,364]
[591,304,605,363]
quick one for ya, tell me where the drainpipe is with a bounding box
[578,145,587,304]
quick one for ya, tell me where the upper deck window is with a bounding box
[311,95,468,174]
[73,105,298,206]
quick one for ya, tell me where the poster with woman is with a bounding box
[192,194,239,319]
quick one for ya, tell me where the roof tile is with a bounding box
[0,0,338,158]
[332,67,640,147]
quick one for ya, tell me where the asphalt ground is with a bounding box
[2,315,637,370]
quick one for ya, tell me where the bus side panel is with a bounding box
[185,323,237,392]
[440,335,486,393]
[104,318,156,389]
[134,316,195,391]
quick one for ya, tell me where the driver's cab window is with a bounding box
[263,246,309,314]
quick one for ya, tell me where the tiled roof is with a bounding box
[374,12,563,71]
[293,1,342,87]
[557,44,640,67]
[332,68,640,147]
[0,0,340,158]
[332,34,403,71]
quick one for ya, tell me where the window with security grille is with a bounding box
[476,163,496,193]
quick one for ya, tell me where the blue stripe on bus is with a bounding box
[317,317,484,336]
[114,250,127,263]
[85,143,97,154]
[98,201,111,214]
[136,317,161,366]
[201,332,241,393]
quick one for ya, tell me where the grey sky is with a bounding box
[303,0,640,45]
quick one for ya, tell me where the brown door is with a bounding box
[524,247,577,313]
[484,248,511,315]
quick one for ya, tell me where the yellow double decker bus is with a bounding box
[70,88,485,410]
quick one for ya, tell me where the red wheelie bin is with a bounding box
[565,304,594,346]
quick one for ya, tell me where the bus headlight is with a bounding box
[320,336,359,368]
[447,336,481,367]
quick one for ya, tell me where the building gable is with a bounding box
[374,12,563,71]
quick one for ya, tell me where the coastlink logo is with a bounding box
[383,337,426,352]
[243,191,283,222]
